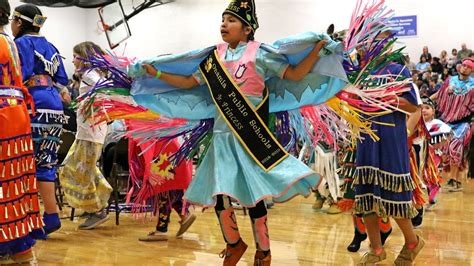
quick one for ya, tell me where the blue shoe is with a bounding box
[30,213,61,240]
[43,213,61,234]
[30,228,47,240]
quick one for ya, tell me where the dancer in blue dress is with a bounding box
[352,27,425,264]
[11,4,68,239]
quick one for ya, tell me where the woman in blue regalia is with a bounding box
[11,4,68,239]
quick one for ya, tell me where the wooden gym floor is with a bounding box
[33,182,474,265]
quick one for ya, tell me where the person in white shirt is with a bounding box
[59,42,112,230]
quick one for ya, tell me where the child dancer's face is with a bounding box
[220,14,251,46]
[10,17,21,37]
[421,104,434,121]
[72,53,81,70]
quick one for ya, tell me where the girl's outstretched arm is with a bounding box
[283,39,328,81]
[142,64,199,89]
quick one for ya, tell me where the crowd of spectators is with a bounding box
[405,43,473,97]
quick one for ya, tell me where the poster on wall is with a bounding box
[387,15,417,37]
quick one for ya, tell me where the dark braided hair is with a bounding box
[0,0,10,26]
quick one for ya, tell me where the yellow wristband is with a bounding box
[155,70,162,79]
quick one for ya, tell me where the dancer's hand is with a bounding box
[284,39,329,81]
[142,64,158,77]
[315,39,328,52]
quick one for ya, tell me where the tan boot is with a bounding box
[219,239,248,266]
[327,204,342,214]
[176,213,196,238]
[357,248,386,265]
[394,235,425,266]
[312,197,325,210]
[254,250,271,266]
[11,250,35,263]
[0,250,37,264]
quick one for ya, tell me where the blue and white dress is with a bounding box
[15,35,68,182]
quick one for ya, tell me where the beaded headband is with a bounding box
[13,11,47,28]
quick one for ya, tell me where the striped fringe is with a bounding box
[342,166,356,180]
[0,212,42,242]
[341,148,356,179]
[409,148,425,206]
[424,147,442,185]
[31,109,66,168]
[354,193,418,219]
[33,109,67,125]
[34,51,61,77]
[438,85,473,123]
[353,166,415,192]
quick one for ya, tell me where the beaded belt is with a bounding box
[0,87,24,108]
[26,74,53,88]
[0,87,24,99]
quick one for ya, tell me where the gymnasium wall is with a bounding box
[7,0,474,75]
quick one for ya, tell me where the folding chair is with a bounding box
[55,130,76,211]
[103,138,129,225]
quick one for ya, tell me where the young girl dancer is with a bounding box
[77,1,405,264]
[420,97,450,204]
[140,1,328,264]
[59,42,112,230]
